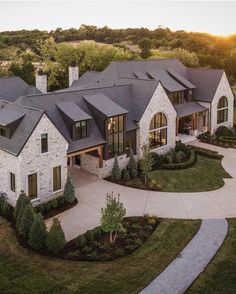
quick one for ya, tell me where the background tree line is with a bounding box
[0,25,236,90]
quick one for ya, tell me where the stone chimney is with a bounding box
[69,64,79,86]
[35,69,47,94]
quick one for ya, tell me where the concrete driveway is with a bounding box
[46,141,236,241]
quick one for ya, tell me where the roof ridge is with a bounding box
[112,58,178,64]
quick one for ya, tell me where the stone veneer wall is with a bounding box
[69,66,79,86]
[35,74,47,94]
[210,72,234,133]
[0,114,68,206]
[137,83,177,156]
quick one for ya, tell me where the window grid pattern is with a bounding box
[107,115,124,156]
[149,113,168,149]
[217,97,228,124]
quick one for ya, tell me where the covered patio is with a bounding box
[175,101,208,139]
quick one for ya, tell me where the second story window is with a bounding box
[107,115,125,156]
[41,133,48,153]
[74,121,87,140]
[169,91,183,104]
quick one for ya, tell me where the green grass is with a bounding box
[149,155,230,192]
[188,218,236,294]
[0,218,200,294]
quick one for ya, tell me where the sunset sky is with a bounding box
[0,1,235,36]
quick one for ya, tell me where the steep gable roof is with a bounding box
[0,76,41,102]
[188,68,224,102]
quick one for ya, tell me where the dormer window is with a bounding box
[73,121,87,140]
[169,91,183,104]
[0,125,6,137]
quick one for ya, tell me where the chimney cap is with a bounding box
[37,68,45,76]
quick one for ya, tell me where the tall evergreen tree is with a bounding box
[127,149,138,179]
[64,176,75,203]
[29,213,47,250]
[19,203,35,239]
[14,192,30,230]
[47,218,66,253]
[111,155,121,181]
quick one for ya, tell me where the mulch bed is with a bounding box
[42,198,78,220]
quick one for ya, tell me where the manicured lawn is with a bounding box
[149,155,230,192]
[0,217,200,294]
[188,218,236,294]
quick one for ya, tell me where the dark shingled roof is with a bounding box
[175,101,207,117]
[83,93,128,117]
[167,69,196,89]
[0,77,41,102]
[0,101,44,155]
[56,102,92,121]
[188,68,224,102]
[0,103,26,126]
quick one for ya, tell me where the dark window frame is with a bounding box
[28,173,37,199]
[217,96,228,124]
[107,115,125,157]
[73,120,88,140]
[169,91,183,105]
[10,172,15,192]
[53,166,62,192]
[0,125,6,137]
[149,113,168,149]
[41,133,48,153]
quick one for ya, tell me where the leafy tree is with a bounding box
[29,213,47,250]
[140,145,154,185]
[47,218,66,253]
[64,176,75,203]
[100,192,126,243]
[14,192,30,230]
[122,169,130,182]
[19,203,35,239]
[2,200,11,218]
[111,155,121,181]
[127,149,138,178]
[139,38,152,59]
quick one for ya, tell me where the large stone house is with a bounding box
[0,59,234,206]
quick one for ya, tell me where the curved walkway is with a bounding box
[46,141,236,241]
[140,218,228,294]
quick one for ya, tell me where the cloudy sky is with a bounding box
[0,1,235,36]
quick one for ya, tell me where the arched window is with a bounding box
[217,96,228,124]
[149,113,167,149]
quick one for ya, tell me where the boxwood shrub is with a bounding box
[162,149,196,170]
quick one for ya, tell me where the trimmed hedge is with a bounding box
[162,149,196,170]
[192,147,223,160]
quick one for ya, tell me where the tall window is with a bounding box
[107,115,124,156]
[74,121,87,140]
[53,166,61,192]
[41,133,48,153]
[10,172,15,192]
[149,113,167,149]
[217,96,228,124]
[28,173,37,199]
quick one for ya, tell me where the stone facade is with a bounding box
[137,82,177,156]
[210,72,234,133]
[35,74,47,94]
[69,66,79,86]
[0,114,68,206]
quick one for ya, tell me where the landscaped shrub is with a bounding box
[29,213,47,250]
[2,200,12,218]
[175,140,190,156]
[0,197,5,215]
[19,203,35,239]
[151,152,165,170]
[64,176,75,204]
[215,126,233,137]
[162,149,196,170]
[47,218,66,254]
[75,235,86,249]
[111,155,121,181]
[122,169,130,182]
[127,149,138,178]
[84,230,95,243]
[174,151,186,163]
[191,147,223,159]
[149,179,162,191]
[93,227,102,240]
[14,192,30,230]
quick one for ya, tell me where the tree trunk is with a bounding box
[110,231,113,243]
[113,231,118,243]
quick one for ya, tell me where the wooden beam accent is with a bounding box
[98,146,103,168]
[67,145,103,158]
[176,117,179,136]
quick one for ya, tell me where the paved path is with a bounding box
[46,141,236,241]
[140,218,228,294]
